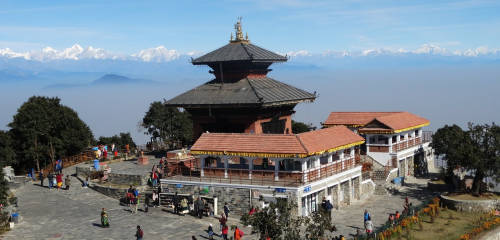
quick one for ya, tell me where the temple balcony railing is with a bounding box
[163,156,361,187]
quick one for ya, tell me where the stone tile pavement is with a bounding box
[4,162,436,240]
[3,164,256,240]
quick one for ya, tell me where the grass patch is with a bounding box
[391,209,497,240]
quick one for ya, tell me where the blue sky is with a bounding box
[1,0,500,54]
[1,0,500,144]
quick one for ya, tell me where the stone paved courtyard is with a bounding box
[3,162,435,239]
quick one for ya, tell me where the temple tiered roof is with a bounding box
[192,43,287,64]
[164,77,316,107]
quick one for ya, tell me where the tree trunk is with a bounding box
[472,170,484,195]
[34,135,40,172]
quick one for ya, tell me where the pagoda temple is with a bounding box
[165,19,316,138]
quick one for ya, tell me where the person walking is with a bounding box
[152,191,158,208]
[221,224,228,240]
[65,175,71,190]
[207,223,214,240]
[365,219,374,236]
[47,172,53,189]
[39,170,44,187]
[219,214,227,234]
[364,209,371,223]
[56,173,63,190]
[224,202,230,219]
[173,192,179,214]
[101,208,110,228]
[234,226,244,240]
[135,225,144,240]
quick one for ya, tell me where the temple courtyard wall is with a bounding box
[161,165,374,216]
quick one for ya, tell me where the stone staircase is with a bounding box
[373,180,388,195]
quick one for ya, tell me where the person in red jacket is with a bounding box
[221,224,228,240]
[56,174,63,190]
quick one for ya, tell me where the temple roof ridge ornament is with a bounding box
[230,17,250,44]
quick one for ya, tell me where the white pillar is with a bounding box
[314,156,320,168]
[301,159,308,183]
[327,153,333,163]
[200,156,205,177]
[339,150,345,170]
[336,184,341,209]
[388,135,393,153]
[348,178,353,205]
[365,134,370,153]
[224,157,229,178]
[248,158,254,179]
[418,129,423,137]
[274,158,280,181]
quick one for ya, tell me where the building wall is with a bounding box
[161,166,368,217]
[161,182,298,217]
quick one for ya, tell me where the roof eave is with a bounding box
[192,59,287,65]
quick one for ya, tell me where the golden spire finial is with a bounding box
[230,17,250,44]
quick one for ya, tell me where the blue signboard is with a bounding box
[275,188,286,193]
[175,184,183,188]
[303,186,311,193]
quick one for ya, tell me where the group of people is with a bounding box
[171,193,216,218]
[126,185,141,213]
[388,196,414,226]
[93,144,122,160]
[149,161,164,187]
[39,170,71,191]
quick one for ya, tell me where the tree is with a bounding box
[432,123,500,194]
[142,101,192,148]
[0,131,16,167]
[8,96,93,171]
[431,124,467,178]
[0,131,14,210]
[97,132,136,151]
[292,120,316,134]
[242,200,303,240]
[304,209,335,240]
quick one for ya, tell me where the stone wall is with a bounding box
[162,183,297,217]
[108,173,148,186]
[361,180,375,199]
[386,168,398,182]
[76,166,92,178]
[440,195,500,212]
[76,166,147,186]
[91,183,147,201]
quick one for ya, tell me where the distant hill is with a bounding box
[44,74,157,89]
[91,74,156,85]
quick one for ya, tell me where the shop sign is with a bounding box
[175,184,183,188]
[303,186,311,193]
[275,188,286,193]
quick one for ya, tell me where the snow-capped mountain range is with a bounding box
[0,44,182,62]
[1,43,499,63]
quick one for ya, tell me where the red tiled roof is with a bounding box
[297,126,365,154]
[191,133,306,155]
[190,126,364,158]
[324,112,400,126]
[368,112,430,132]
